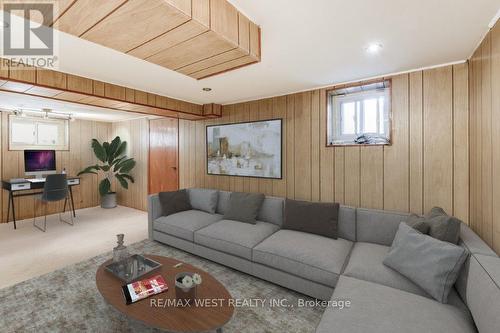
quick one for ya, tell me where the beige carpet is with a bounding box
[0,206,147,289]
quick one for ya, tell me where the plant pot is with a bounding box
[101,192,117,209]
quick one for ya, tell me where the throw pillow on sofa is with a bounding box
[223,192,265,224]
[159,190,192,216]
[187,188,218,214]
[283,199,339,239]
[403,207,461,244]
[405,214,430,234]
[425,207,461,244]
[383,222,468,303]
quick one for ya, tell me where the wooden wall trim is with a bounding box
[0,58,216,121]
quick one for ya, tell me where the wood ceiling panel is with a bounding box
[25,86,61,97]
[249,22,261,59]
[66,74,93,94]
[238,13,251,54]
[44,0,260,79]
[177,48,248,75]
[54,91,89,103]
[166,0,191,16]
[36,68,67,89]
[146,31,237,70]
[192,0,210,26]
[190,54,258,79]
[1,82,33,93]
[210,0,239,45]
[81,0,191,53]
[10,0,75,25]
[53,0,127,36]
[127,20,208,59]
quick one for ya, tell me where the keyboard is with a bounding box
[27,178,46,183]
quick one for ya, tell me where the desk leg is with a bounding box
[10,193,17,230]
[69,186,76,217]
[6,192,11,228]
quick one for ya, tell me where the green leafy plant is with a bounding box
[78,136,136,196]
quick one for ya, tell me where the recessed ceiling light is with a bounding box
[202,87,212,92]
[366,43,383,54]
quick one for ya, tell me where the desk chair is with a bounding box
[33,174,74,232]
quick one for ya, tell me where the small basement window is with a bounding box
[9,114,69,150]
[327,80,391,146]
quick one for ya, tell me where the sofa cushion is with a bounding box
[356,208,410,246]
[158,190,191,216]
[223,192,265,224]
[153,210,223,242]
[257,196,284,226]
[252,230,353,287]
[187,188,218,214]
[343,242,430,297]
[216,190,231,214]
[338,205,356,241]
[194,219,279,260]
[283,199,339,239]
[316,276,476,333]
[383,223,468,303]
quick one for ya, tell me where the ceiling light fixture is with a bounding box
[202,87,212,92]
[365,43,383,54]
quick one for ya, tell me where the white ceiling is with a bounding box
[0,91,149,122]
[1,0,499,105]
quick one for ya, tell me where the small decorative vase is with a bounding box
[175,272,197,302]
[113,234,129,263]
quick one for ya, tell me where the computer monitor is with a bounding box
[24,150,57,178]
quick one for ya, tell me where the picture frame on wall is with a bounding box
[206,119,283,179]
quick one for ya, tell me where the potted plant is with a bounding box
[78,136,136,209]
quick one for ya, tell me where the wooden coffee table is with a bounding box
[96,255,234,333]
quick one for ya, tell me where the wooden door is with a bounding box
[149,118,179,194]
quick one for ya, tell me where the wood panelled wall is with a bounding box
[179,64,469,224]
[469,22,500,254]
[0,113,111,222]
[111,118,150,211]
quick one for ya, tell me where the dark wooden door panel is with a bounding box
[149,118,179,194]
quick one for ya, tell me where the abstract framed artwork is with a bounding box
[206,119,282,179]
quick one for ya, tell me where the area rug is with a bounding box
[0,239,324,333]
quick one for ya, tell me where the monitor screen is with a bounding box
[24,150,56,172]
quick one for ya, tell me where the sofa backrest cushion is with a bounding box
[217,190,231,215]
[187,188,218,214]
[338,205,356,241]
[459,254,500,333]
[216,190,284,226]
[257,196,284,226]
[356,208,410,246]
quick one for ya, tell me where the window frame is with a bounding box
[9,114,70,151]
[326,79,392,147]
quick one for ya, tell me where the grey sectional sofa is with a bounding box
[148,188,500,333]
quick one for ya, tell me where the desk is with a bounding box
[2,177,80,229]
